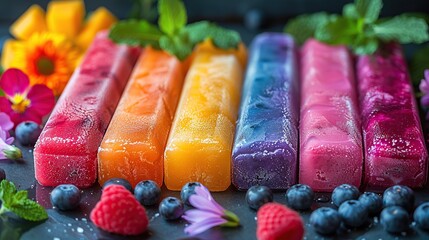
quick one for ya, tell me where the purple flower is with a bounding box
[182,185,240,236]
[419,70,429,108]
[0,112,21,160]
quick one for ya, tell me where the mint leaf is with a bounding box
[373,16,429,44]
[109,20,163,48]
[158,0,187,36]
[355,0,382,23]
[9,199,48,221]
[185,21,241,49]
[0,89,4,97]
[159,33,193,60]
[284,13,330,45]
[315,16,360,45]
[410,44,429,86]
[343,4,359,19]
[13,190,28,202]
[0,180,17,207]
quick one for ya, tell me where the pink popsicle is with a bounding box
[299,39,363,192]
[357,43,428,189]
[34,31,140,188]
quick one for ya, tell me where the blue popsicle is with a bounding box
[232,33,299,190]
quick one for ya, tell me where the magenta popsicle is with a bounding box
[299,39,363,192]
[357,43,428,189]
[34,31,140,188]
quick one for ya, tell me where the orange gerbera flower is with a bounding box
[8,33,81,96]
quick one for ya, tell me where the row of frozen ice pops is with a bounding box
[33,31,428,192]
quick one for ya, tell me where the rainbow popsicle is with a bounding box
[299,39,363,192]
[164,41,247,191]
[98,47,185,188]
[34,32,139,188]
[357,43,428,189]
[232,33,299,190]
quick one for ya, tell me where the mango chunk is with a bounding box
[46,0,85,38]
[10,5,47,40]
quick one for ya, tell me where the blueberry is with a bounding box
[414,202,429,230]
[309,207,341,235]
[338,200,368,228]
[103,178,133,192]
[159,197,185,220]
[0,168,6,181]
[134,180,161,206]
[15,121,42,146]
[359,192,382,216]
[245,185,273,210]
[50,184,81,211]
[383,185,415,211]
[181,182,202,206]
[331,184,360,207]
[285,184,314,211]
[380,206,410,234]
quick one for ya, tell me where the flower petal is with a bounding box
[184,217,227,236]
[425,69,429,81]
[194,186,226,213]
[0,112,13,131]
[26,84,55,116]
[189,194,225,216]
[182,209,222,223]
[0,68,29,96]
[421,94,429,107]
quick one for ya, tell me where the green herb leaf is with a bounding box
[9,199,48,221]
[109,20,163,48]
[185,21,241,49]
[159,32,193,60]
[0,180,48,221]
[410,44,429,86]
[284,12,330,44]
[315,16,359,45]
[373,15,429,44]
[355,0,382,23]
[0,89,4,97]
[158,0,187,36]
[343,4,359,19]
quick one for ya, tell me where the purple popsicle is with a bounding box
[232,33,299,190]
[357,43,428,189]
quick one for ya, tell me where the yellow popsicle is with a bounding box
[164,41,247,191]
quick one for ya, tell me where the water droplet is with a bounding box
[316,195,330,203]
[77,227,84,233]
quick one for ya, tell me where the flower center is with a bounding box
[36,57,55,76]
[11,94,31,113]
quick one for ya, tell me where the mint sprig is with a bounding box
[109,0,241,60]
[0,180,48,221]
[285,0,429,55]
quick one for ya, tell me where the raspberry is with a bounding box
[256,202,304,240]
[90,185,148,235]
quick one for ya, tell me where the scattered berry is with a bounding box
[103,178,133,192]
[256,202,304,240]
[331,184,360,207]
[50,184,81,211]
[134,180,161,206]
[380,206,410,234]
[0,168,6,181]
[358,192,382,216]
[286,184,314,210]
[413,202,429,230]
[90,185,148,235]
[181,182,202,205]
[246,185,273,210]
[159,197,185,220]
[338,200,368,228]
[15,121,42,146]
[310,207,341,235]
[383,185,415,211]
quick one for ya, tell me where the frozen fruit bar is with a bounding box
[357,43,428,189]
[232,33,299,190]
[98,47,185,188]
[164,41,247,191]
[299,39,363,192]
[34,31,139,188]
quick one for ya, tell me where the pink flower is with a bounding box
[182,185,240,236]
[0,112,21,160]
[0,68,55,127]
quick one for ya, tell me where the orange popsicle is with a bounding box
[98,47,185,187]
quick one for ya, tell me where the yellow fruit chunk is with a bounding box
[77,7,117,49]
[46,0,85,38]
[10,5,47,40]
[1,39,22,69]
